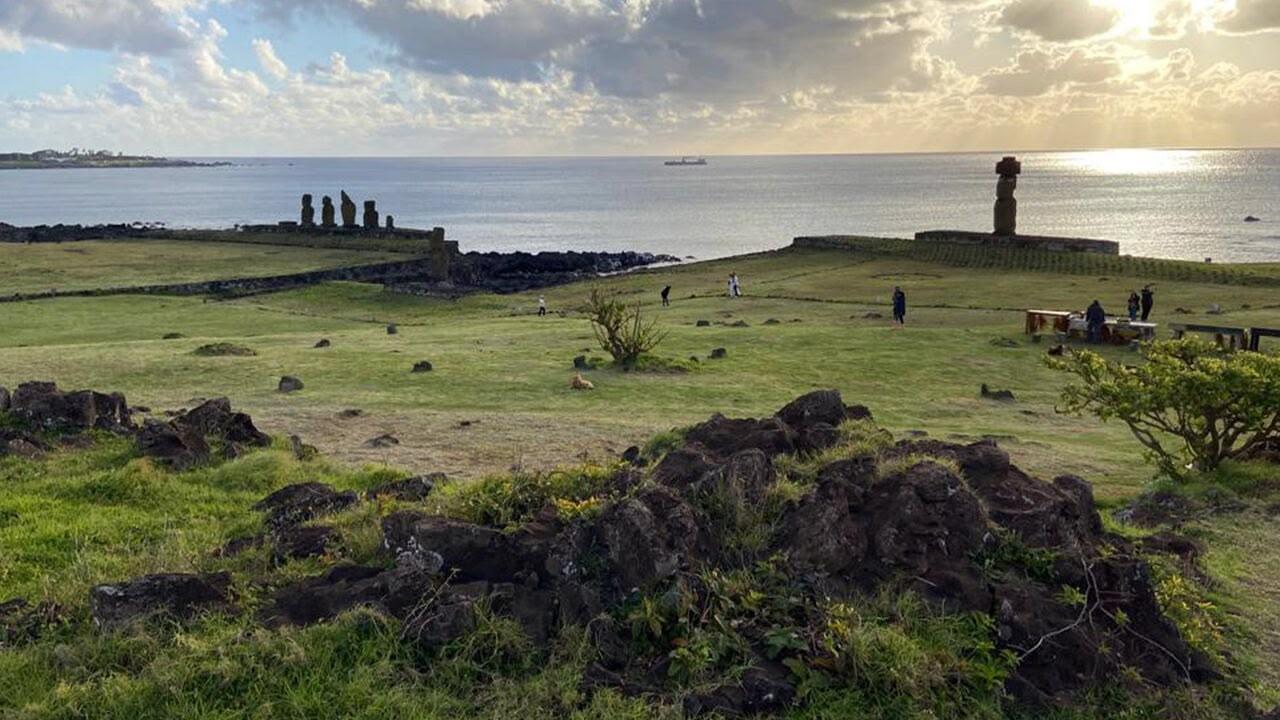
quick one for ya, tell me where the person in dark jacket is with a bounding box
[892,287,907,328]
[1141,285,1155,321]
[1127,291,1140,321]
[1086,299,1107,343]
[661,285,671,307]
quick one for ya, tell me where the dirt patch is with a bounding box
[250,406,661,478]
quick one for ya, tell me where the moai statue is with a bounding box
[385,215,395,230]
[300,194,315,227]
[340,191,358,228]
[321,196,336,228]
[363,200,379,230]
[994,156,1021,236]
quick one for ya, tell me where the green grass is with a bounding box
[0,238,405,295]
[2,239,1279,717]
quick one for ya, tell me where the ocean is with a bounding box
[1,149,1277,262]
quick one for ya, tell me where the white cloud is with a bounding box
[253,38,289,79]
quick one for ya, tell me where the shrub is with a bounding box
[585,288,667,367]
[1049,338,1280,477]
[434,464,619,528]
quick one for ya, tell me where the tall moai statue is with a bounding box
[321,196,336,227]
[993,156,1021,236]
[363,200,379,230]
[300,194,315,227]
[385,215,395,230]
[340,191,358,228]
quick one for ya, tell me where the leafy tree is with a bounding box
[1048,338,1280,476]
[586,287,667,366]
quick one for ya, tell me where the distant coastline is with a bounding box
[0,149,230,170]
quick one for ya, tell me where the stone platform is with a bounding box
[914,230,1118,255]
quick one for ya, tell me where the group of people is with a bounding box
[1084,285,1155,343]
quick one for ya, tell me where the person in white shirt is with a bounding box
[538,296,547,316]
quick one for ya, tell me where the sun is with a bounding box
[1061,149,1202,175]
[1096,0,1158,34]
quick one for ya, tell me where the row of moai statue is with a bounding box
[300,192,394,230]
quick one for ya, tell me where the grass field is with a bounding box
[1,237,1278,717]
[0,238,405,295]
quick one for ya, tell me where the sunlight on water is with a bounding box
[1058,148,1203,175]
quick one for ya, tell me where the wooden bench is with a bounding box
[1249,327,1280,352]
[1170,323,1248,350]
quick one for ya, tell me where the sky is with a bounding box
[0,0,1277,156]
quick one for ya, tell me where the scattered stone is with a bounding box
[365,434,400,449]
[137,419,209,470]
[0,385,8,412]
[4,438,45,459]
[278,376,304,393]
[684,665,795,718]
[175,398,271,448]
[1174,307,1193,315]
[290,435,318,461]
[709,348,728,359]
[696,320,711,327]
[314,338,331,349]
[411,361,434,373]
[906,430,929,437]
[1047,344,1067,356]
[273,525,335,562]
[863,312,884,320]
[1244,215,1260,222]
[989,337,1019,348]
[337,409,364,419]
[8,381,132,433]
[192,343,256,357]
[729,320,750,328]
[386,324,398,335]
[90,572,233,630]
[162,332,185,340]
[254,483,359,530]
[366,474,443,501]
[1206,304,1223,315]
[621,446,642,465]
[573,355,594,370]
[763,318,781,325]
[0,598,64,648]
[980,384,1016,402]
[572,373,595,391]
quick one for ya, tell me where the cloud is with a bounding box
[249,0,958,102]
[0,0,193,54]
[999,0,1119,41]
[253,38,289,79]
[982,47,1122,95]
[1217,0,1280,33]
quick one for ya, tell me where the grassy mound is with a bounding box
[191,342,257,357]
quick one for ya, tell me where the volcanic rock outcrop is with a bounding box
[249,390,1205,712]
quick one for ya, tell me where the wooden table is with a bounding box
[1025,309,1072,335]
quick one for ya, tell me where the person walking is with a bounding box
[731,273,742,297]
[1086,299,1107,343]
[727,275,735,298]
[538,295,547,317]
[661,285,671,307]
[1127,291,1140,322]
[1140,285,1155,321]
[892,286,907,328]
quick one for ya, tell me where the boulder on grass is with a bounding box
[278,376,304,393]
[254,483,358,530]
[9,381,131,433]
[411,361,433,373]
[137,419,210,470]
[90,572,233,630]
